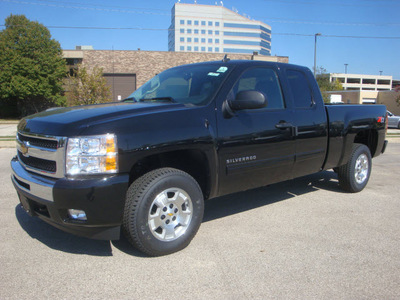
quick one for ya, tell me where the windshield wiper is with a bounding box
[139,97,175,103]
[122,96,137,102]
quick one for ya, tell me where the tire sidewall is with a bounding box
[133,171,204,256]
[349,145,372,192]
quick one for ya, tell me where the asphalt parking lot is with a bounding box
[1,144,399,299]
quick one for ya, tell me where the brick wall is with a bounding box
[80,50,288,88]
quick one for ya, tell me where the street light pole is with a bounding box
[313,33,321,77]
[344,64,348,74]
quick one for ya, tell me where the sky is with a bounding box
[1,0,399,79]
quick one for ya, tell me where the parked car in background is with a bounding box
[387,111,400,129]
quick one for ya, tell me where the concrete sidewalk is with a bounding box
[0,122,17,148]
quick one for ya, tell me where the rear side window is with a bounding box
[286,70,313,108]
[229,67,284,110]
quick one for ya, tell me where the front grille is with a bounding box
[17,133,58,149]
[18,151,56,173]
[16,132,66,178]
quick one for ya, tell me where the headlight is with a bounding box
[66,134,118,175]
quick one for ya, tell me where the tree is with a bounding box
[316,67,343,103]
[0,14,66,117]
[67,65,111,106]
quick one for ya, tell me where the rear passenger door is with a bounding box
[216,66,296,196]
[285,68,328,178]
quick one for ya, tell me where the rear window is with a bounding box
[286,70,313,108]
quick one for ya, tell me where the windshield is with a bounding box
[126,64,231,106]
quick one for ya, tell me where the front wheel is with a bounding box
[123,168,204,256]
[337,143,372,193]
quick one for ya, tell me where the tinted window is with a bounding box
[287,70,313,108]
[127,64,231,106]
[229,68,284,109]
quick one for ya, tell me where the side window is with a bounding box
[286,70,313,108]
[229,67,284,109]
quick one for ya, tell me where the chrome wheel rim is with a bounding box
[148,188,193,242]
[354,154,369,184]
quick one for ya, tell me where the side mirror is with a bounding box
[228,90,267,111]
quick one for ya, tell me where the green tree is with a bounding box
[0,14,66,117]
[67,65,111,106]
[316,67,343,103]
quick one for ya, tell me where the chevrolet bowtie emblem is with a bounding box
[20,141,30,157]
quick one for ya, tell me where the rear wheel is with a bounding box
[123,168,204,256]
[337,143,372,193]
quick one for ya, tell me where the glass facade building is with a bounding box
[168,3,271,55]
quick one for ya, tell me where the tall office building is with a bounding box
[168,3,271,55]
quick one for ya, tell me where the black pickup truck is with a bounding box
[11,60,388,256]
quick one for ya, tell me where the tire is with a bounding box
[123,168,204,256]
[337,143,372,193]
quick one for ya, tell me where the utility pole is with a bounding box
[313,33,321,77]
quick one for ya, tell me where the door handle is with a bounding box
[275,122,293,129]
[275,122,298,136]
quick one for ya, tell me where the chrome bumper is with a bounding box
[11,156,56,202]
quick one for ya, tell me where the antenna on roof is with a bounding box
[222,54,230,63]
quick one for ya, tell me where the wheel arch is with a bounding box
[128,149,213,200]
[354,129,379,157]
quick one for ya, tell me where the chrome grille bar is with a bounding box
[16,132,67,178]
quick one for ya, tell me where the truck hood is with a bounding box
[18,102,188,136]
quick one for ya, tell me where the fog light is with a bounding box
[68,209,87,221]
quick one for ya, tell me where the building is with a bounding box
[326,90,400,115]
[329,73,393,91]
[63,48,288,103]
[168,3,271,56]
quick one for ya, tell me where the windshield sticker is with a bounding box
[216,66,228,73]
[208,72,220,77]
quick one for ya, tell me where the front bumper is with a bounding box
[11,156,129,240]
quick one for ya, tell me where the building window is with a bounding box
[194,46,199,51]
[194,20,199,26]
[208,47,212,52]
[208,21,213,26]
[180,29,184,33]
[215,47,219,52]
[187,46,192,51]
[194,29,199,34]
[201,38,206,43]
[201,30,206,34]
[208,30,213,35]
[215,22,220,27]
[180,46,184,51]
[180,37,184,42]
[215,39,219,44]
[208,38,213,43]
[187,37,192,42]
[194,38,199,43]
[180,20,184,25]
[201,21,206,26]
[201,47,206,51]
[187,29,192,34]
[187,20,192,25]
[215,30,219,35]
